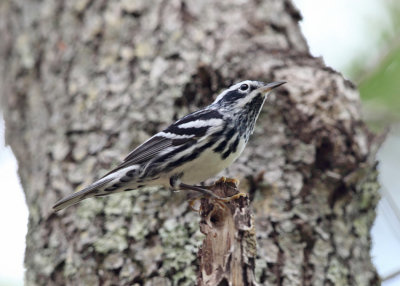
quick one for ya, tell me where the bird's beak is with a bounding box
[257,81,286,94]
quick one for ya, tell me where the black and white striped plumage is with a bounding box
[53,80,285,211]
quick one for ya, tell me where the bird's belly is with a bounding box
[178,138,246,184]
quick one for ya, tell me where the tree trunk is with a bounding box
[0,0,381,285]
[196,179,257,286]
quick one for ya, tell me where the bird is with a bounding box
[53,80,285,211]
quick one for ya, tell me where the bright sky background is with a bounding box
[293,0,389,72]
[0,0,399,285]
[0,116,28,286]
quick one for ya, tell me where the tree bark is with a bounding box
[196,178,257,286]
[0,0,381,285]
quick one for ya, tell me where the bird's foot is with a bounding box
[183,178,246,212]
[188,192,248,213]
[215,176,240,187]
[216,192,247,202]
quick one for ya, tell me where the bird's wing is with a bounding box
[101,135,194,177]
[102,109,224,177]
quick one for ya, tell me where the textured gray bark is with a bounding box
[0,0,381,285]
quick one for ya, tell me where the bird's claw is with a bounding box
[215,176,240,187]
[216,192,247,202]
[189,192,247,213]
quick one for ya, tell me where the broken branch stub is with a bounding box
[197,179,258,286]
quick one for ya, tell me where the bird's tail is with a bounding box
[53,176,119,212]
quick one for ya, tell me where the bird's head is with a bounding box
[212,80,285,109]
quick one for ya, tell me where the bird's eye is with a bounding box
[239,84,249,91]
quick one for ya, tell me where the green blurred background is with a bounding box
[347,0,400,128]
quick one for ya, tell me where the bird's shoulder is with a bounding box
[163,108,226,138]
[174,108,225,125]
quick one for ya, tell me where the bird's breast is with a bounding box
[178,135,247,185]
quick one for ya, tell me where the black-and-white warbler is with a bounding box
[53,80,285,211]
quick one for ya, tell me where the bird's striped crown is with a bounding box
[212,80,266,109]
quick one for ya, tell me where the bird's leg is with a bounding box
[182,177,247,202]
[197,176,241,190]
[180,184,229,213]
[185,177,247,204]
[179,182,220,198]
[170,174,220,198]
[171,174,245,211]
